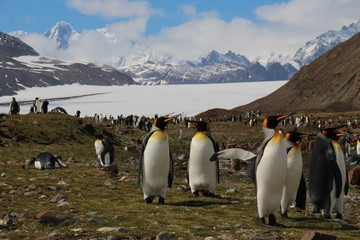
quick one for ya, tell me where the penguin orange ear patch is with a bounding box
[263,119,268,127]
[285,133,291,139]
[322,130,327,135]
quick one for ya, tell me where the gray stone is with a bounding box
[50,194,68,203]
[96,227,125,232]
[156,231,176,240]
[26,184,37,191]
[226,188,238,194]
[91,216,107,224]
[251,231,281,240]
[106,236,120,240]
[36,210,76,226]
[301,230,337,240]
[24,191,39,197]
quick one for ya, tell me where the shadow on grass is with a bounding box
[282,217,360,231]
[169,199,232,207]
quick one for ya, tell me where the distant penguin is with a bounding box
[357,137,360,155]
[94,134,114,167]
[309,126,349,219]
[280,131,307,219]
[254,114,293,227]
[187,121,219,197]
[139,117,173,204]
[22,152,68,170]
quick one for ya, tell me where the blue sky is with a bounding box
[1,0,280,34]
[1,0,359,63]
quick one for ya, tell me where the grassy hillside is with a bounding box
[0,113,359,240]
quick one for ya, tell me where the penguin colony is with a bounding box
[22,114,353,228]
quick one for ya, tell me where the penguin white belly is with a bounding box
[357,141,360,155]
[256,132,287,218]
[142,131,170,198]
[34,160,42,170]
[332,142,346,214]
[95,140,104,157]
[188,133,216,193]
[281,146,303,213]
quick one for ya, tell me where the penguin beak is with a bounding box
[276,115,289,121]
[336,133,345,137]
[190,121,198,126]
[164,118,173,123]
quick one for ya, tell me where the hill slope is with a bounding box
[232,32,360,114]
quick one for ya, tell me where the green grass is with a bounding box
[0,113,359,239]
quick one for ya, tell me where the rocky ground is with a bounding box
[0,112,359,240]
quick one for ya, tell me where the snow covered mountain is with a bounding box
[0,32,135,96]
[6,20,360,86]
[43,21,79,49]
[293,20,360,67]
[119,51,297,85]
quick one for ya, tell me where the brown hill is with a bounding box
[198,32,360,118]
[234,32,360,114]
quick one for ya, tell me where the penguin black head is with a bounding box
[321,125,347,140]
[190,121,210,132]
[153,117,173,130]
[263,113,293,129]
[96,134,104,140]
[285,131,307,144]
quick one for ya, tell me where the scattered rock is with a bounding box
[36,210,76,226]
[114,215,125,220]
[90,216,107,224]
[47,186,58,191]
[251,231,281,240]
[192,225,206,230]
[1,172,8,177]
[301,230,336,240]
[26,184,37,191]
[48,230,60,237]
[24,191,39,197]
[226,188,238,194]
[104,180,117,186]
[96,227,125,232]
[156,232,176,240]
[57,201,70,207]
[106,236,120,240]
[49,194,68,203]
[204,237,218,240]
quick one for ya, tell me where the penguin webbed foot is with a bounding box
[158,197,165,205]
[281,212,298,222]
[145,196,155,204]
[254,214,286,228]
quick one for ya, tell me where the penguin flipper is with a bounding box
[168,150,174,188]
[139,131,154,184]
[331,159,343,198]
[295,173,307,210]
[210,148,256,162]
[345,170,349,195]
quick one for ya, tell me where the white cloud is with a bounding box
[21,33,59,57]
[22,0,360,66]
[145,0,360,61]
[66,0,157,18]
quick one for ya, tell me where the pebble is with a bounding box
[24,191,39,197]
[96,227,125,232]
[156,232,176,240]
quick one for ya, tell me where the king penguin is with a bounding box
[22,152,68,170]
[94,134,114,167]
[254,114,293,227]
[280,131,307,219]
[139,117,173,205]
[187,121,219,197]
[309,126,349,219]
